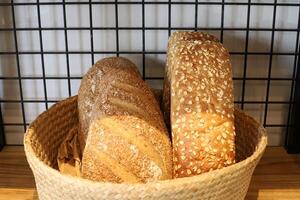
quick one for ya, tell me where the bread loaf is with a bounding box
[163,31,219,130]
[81,57,172,183]
[78,57,141,151]
[169,37,235,178]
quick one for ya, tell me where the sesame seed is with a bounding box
[184,107,191,113]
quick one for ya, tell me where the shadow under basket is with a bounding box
[24,96,267,200]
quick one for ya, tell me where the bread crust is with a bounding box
[78,57,141,150]
[163,31,219,130]
[80,57,172,183]
[169,38,235,178]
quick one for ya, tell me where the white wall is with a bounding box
[0,0,299,145]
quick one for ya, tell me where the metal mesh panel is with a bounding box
[0,0,299,150]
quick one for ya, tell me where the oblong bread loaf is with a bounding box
[81,57,172,183]
[78,57,141,150]
[163,31,219,130]
[170,40,236,178]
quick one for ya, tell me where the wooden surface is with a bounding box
[0,146,299,200]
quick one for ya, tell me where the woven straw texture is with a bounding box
[24,96,267,200]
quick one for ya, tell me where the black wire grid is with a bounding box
[0,0,299,152]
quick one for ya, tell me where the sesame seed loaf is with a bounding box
[78,57,141,151]
[81,57,172,183]
[170,40,236,178]
[162,31,219,130]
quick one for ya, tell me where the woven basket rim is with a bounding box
[24,95,267,189]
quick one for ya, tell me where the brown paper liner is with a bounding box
[57,124,82,177]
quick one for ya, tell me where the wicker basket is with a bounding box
[24,96,267,200]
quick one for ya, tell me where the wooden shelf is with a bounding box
[0,146,300,200]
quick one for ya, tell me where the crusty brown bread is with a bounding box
[169,38,236,178]
[81,57,172,183]
[163,31,219,130]
[78,57,141,151]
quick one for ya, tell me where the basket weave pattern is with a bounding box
[24,96,267,200]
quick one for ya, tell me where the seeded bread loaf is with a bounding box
[162,31,219,130]
[81,57,172,183]
[78,57,141,151]
[170,39,236,178]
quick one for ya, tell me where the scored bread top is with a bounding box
[81,57,173,183]
[90,71,167,135]
[83,115,172,183]
[170,40,235,178]
[78,57,141,150]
